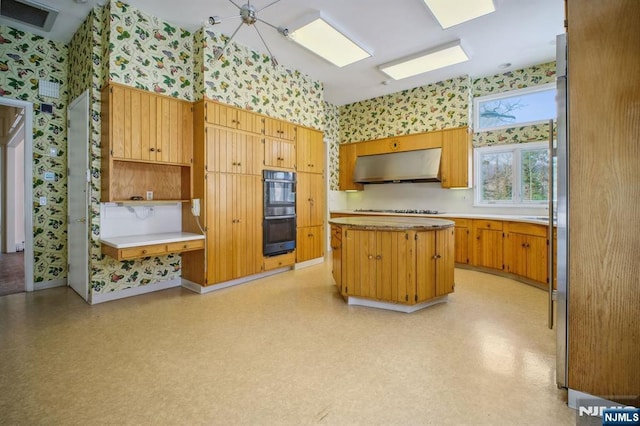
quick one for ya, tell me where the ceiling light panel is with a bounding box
[422,0,495,29]
[379,41,469,80]
[288,12,371,67]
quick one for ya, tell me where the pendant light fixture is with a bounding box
[208,0,289,67]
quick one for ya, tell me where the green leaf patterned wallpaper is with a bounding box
[0,25,69,284]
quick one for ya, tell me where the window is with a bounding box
[473,83,557,132]
[475,142,550,206]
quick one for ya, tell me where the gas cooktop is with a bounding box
[354,209,442,215]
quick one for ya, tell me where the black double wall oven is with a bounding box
[263,170,296,257]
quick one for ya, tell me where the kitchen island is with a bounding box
[329,216,455,313]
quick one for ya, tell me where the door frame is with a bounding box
[66,90,90,301]
[0,97,34,292]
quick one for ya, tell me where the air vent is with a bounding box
[0,0,59,32]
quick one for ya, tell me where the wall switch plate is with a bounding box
[39,196,47,206]
[146,191,153,201]
[44,171,55,181]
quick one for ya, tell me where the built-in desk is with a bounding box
[101,232,205,261]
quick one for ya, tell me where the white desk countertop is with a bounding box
[100,232,205,249]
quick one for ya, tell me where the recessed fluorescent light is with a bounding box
[288,11,371,67]
[379,40,469,80]
[422,0,495,29]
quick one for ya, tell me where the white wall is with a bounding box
[12,139,25,249]
[100,203,182,238]
[3,128,25,252]
[337,182,548,216]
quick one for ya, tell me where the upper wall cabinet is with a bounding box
[440,127,472,189]
[338,128,472,190]
[105,84,193,165]
[264,117,295,140]
[101,83,192,202]
[296,127,324,174]
[205,101,262,135]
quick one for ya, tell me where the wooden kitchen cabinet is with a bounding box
[443,217,471,264]
[504,222,548,285]
[472,219,504,270]
[296,172,324,228]
[342,229,414,302]
[264,137,296,170]
[264,116,295,140]
[296,127,324,174]
[205,125,262,175]
[104,83,192,165]
[338,143,363,191]
[206,173,262,285]
[415,228,455,301]
[296,172,324,263]
[331,225,343,293]
[440,127,472,189]
[297,225,324,263]
[205,101,262,134]
[100,83,192,203]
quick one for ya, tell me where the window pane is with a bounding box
[481,152,513,202]
[521,149,549,202]
[477,88,556,130]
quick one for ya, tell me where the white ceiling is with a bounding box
[1,0,564,106]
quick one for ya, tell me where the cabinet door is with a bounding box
[339,143,363,191]
[330,225,342,291]
[297,225,324,263]
[279,139,296,170]
[207,173,234,284]
[264,117,295,140]
[525,234,548,284]
[297,173,324,227]
[415,230,437,302]
[505,232,528,277]
[474,229,504,270]
[264,139,295,170]
[207,173,262,284]
[129,89,156,161]
[234,132,263,175]
[441,128,472,189]
[233,174,262,279]
[180,101,193,165]
[206,126,234,173]
[435,228,455,296]
[376,231,413,303]
[343,229,376,298]
[205,101,235,128]
[235,108,262,134]
[297,127,324,173]
[454,225,470,264]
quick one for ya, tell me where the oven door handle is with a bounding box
[264,215,296,220]
[264,179,296,184]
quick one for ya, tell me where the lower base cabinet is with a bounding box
[339,227,454,304]
[296,225,324,263]
[504,222,549,284]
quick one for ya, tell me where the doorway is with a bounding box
[0,97,34,295]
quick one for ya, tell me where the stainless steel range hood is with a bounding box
[353,148,442,183]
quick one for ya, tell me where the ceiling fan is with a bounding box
[208,0,289,66]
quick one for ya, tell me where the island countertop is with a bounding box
[329,216,454,230]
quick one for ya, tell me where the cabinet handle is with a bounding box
[487,224,491,228]
[376,255,382,260]
[308,233,313,237]
[142,250,147,254]
[150,148,155,152]
[157,149,162,153]
[183,244,188,249]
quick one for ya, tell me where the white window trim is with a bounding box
[474,141,549,207]
[473,82,557,132]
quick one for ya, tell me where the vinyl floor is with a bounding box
[0,263,575,425]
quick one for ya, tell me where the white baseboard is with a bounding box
[91,278,181,304]
[181,267,290,294]
[347,295,448,313]
[294,257,324,270]
[34,278,66,291]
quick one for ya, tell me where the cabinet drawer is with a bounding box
[167,239,205,253]
[263,251,296,270]
[504,222,548,237]
[120,244,167,259]
[442,217,469,227]
[473,219,503,230]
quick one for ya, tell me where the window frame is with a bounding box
[474,141,550,207]
[473,83,557,132]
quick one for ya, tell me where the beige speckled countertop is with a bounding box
[330,210,551,225]
[329,216,454,230]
